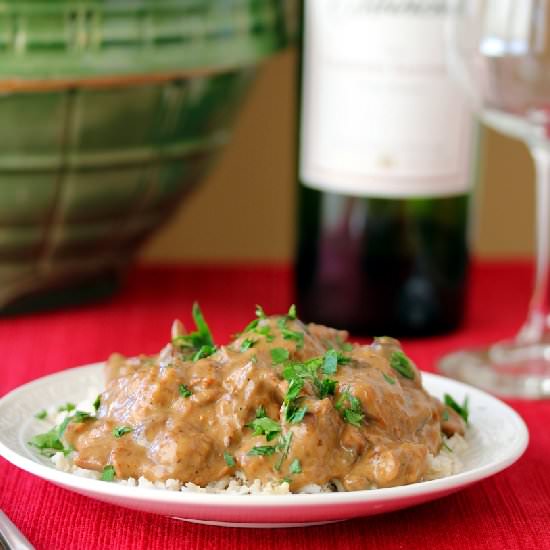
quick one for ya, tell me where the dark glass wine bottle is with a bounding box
[295,0,476,337]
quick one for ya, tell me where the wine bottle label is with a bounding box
[300,0,475,198]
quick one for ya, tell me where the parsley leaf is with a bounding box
[275,432,293,471]
[28,428,65,457]
[444,394,469,424]
[336,390,365,427]
[71,411,92,424]
[247,416,281,441]
[93,395,101,411]
[112,426,133,438]
[242,318,259,333]
[256,324,275,342]
[289,458,302,474]
[35,409,47,420]
[390,351,415,380]
[281,328,304,349]
[224,451,236,467]
[172,303,216,361]
[179,384,192,398]
[101,465,116,481]
[247,445,276,456]
[442,409,449,422]
[58,402,75,413]
[343,408,365,427]
[317,378,337,399]
[29,409,93,457]
[284,378,304,407]
[240,338,256,352]
[255,405,266,418]
[271,348,290,365]
[287,304,297,320]
[286,405,307,424]
[383,373,396,385]
[321,349,338,375]
[56,410,92,438]
[192,344,216,362]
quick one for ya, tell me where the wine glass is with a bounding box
[439,0,550,397]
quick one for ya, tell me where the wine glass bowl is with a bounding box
[439,0,550,397]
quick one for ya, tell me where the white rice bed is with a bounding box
[44,391,468,496]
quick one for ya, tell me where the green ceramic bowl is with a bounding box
[0,0,295,313]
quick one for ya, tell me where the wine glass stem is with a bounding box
[517,146,550,344]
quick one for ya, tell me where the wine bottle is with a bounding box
[295,0,477,337]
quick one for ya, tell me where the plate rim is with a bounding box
[0,364,529,509]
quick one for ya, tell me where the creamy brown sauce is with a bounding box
[65,316,465,491]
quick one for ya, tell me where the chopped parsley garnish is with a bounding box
[281,328,304,349]
[179,384,192,398]
[442,409,449,422]
[28,428,65,457]
[255,405,266,418]
[101,465,116,481]
[275,432,293,471]
[321,349,338,375]
[343,408,365,427]
[286,405,307,424]
[224,451,236,467]
[390,351,415,380]
[283,359,319,382]
[255,305,266,319]
[93,395,101,411]
[383,373,396,385]
[246,430,294,471]
[240,338,256,352]
[271,347,290,365]
[444,393,469,424]
[287,304,297,320]
[69,411,92,424]
[289,458,302,474]
[247,445,276,456]
[283,353,339,401]
[242,318,259,333]
[192,344,215,362]
[336,390,365,428]
[441,440,453,453]
[247,415,281,441]
[58,402,75,413]
[256,324,275,343]
[285,377,304,403]
[29,408,94,457]
[317,378,337,399]
[35,409,47,420]
[172,303,217,361]
[55,410,93,438]
[56,410,92,438]
[112,426,133,438]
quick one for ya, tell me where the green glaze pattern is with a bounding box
[0,0,295,312]
[0,0,294,77]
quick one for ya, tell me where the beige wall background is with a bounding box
[140,49,535,263]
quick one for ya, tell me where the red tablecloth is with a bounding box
[0,262,549,550]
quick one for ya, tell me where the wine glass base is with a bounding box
[438,345,550,399]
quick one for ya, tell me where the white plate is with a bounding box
[0,364,528,528]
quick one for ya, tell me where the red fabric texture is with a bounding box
[0,261,548,550]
